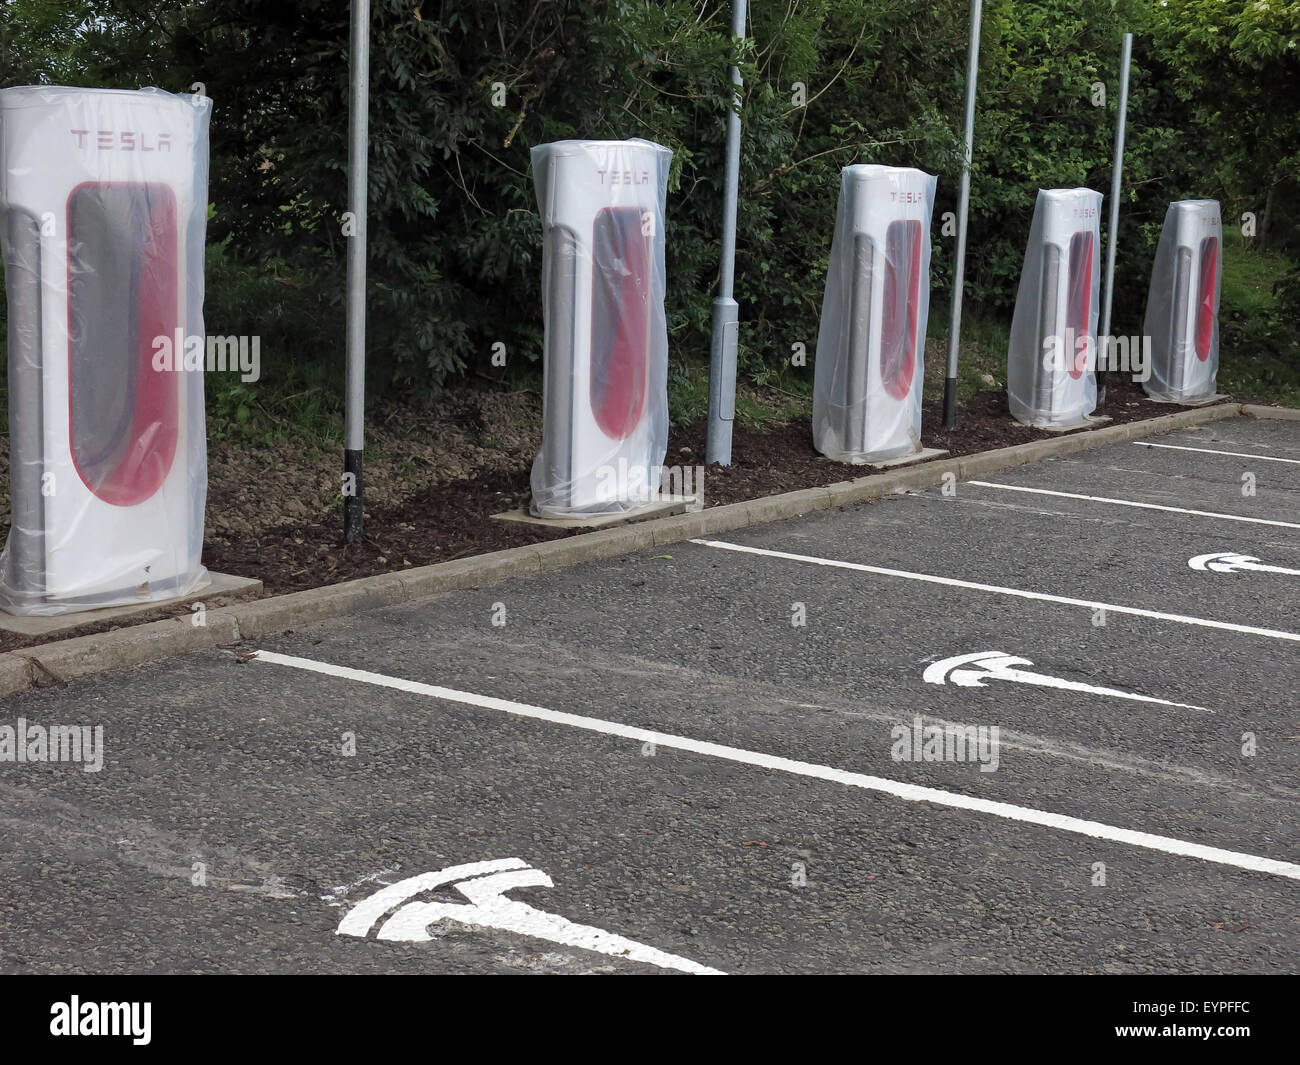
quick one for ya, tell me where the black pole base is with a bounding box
[942,377,958,430]
[343,448,364,543]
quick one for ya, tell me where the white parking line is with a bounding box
[1135,441,1300,465]
[689,538,1300,643]
[252,649,1300,883]
[965,480,1300,530]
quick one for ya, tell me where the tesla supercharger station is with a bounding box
[1007,188,1102,428]
[1143,199,1222,403]
[812,165,936,463]
[0,86,210,615]
[529,139,671,517]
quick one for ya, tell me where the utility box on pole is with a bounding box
[812,165,936,463]
[1007,188,1102,429]
[529,139,671,517]
[0,86,211,615]
[1143,200,1221,403]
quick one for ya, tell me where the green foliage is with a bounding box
[0,0,1296,403]
[0,0,95,83]
[201,232,343,444]
[667,360,710,429]
[1151,0,1300,249]
[1217,229,1300,405]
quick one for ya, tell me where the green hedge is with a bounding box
[1,0,1296,399]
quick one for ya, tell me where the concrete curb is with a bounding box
[1241,403,1300,422]
[0,400,1278,699]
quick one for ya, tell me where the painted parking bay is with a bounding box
[1,419,1297,973]
[3,634,1296,974]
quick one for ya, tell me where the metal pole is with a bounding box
[1097,32,1133,406]
[942,0,982,430]
[706,0,747,466]
[343,0,370,542]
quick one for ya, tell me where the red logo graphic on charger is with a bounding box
[1066,231,1094,379]
[590,208,650,440]
[67,182,179,506]
[880,219,922,400]
[1196,237,1217,362]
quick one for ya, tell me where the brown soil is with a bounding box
[0,374,1223,653]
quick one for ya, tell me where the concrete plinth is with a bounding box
[0,572,262,637]
[1143,392,1229,407]
[1014,414,1112,433]
[492,496,699,530]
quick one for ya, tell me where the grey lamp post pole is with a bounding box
[942,0,983,430]
[343,0,370,542]
[706,0,747,466]
[1098,31,1133,405]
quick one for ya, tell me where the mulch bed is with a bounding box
[0,375,1213,654]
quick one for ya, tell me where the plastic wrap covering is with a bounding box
[529,139,671,517]
[1007,188,1102,428]
[0,86,211,615]
[1142,199,1221,403]
[813,165,936,463]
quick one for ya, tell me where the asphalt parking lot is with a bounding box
[2,414,1297,974]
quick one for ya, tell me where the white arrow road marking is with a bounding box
[689,538,1300,643]
[337,859,724,975]
[337,858,526,936]
[1136,441,1300,465]
[1189,551,1300,576]
[964,480,1300,530]
[923,651,1213,712]
[253,651,1300,883]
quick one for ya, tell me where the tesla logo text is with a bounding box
[70,129,172,152]
[596,169,651,185]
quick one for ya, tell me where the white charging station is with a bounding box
[1143,199,1222,403]
[1007,188,1103,428]
[0,86,211,615]
[529,139,671,517]
[812,165,936,463]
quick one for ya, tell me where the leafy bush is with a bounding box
[1,0,1296,402]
